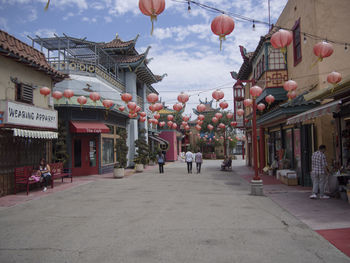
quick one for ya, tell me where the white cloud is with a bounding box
[82,17,97,23]
[0,17,9,31]
[104,16,112,23]
[27,8,37,22]
[63,12,75,21]
[22,28,57,38]
[90,2,105,10]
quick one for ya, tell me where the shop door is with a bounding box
[300,125,313,186]
[72,136,98,176]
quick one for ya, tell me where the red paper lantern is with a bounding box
[198,114,205,121]
[154,113,160,119]
[40,87,50,97]
[154,103,163,111]
[287,90,297,100]
[173,103,183,112]
[102,99,114,109]
[218,123,225,129]
[127,101,137,111]
[121,93,132,103]
[52,91,63,100]
[243,98,253,107]
[197,120,203,126]
[270,29,293,52]
[219,101,228,110]
[63,89,74,99]
[185,125,190,130]
[313,41,334,62]
[182,115,190,122]
[135,106,141,113]
[89,92,100,102]
[230,121,237,127]
[237,109,244,116]
[149,104,156,112]
[167,115,174,121]
[139,111,146,117]
[172,123,177,129]
[265,95,275,105]
[212,117,218,123]
[212,89,224,101]
[215,112,223,120]
[250,86,262,98]
[226,112,233,119]
[119,106,125,112]
[167,121,173,127]
[146,93,159,104]
[77,96,87,108]
[197,104,206,112]
[327,71,342,85]
[207,124,214,131]
[159,121,165,127]
[211,14,235,50]
[195,125,202,131]
[139,0,165,35]
[139,117,146,122]
[283,80,297,92]
[257,103,266,111]
[177,92,189,104]
[182,121,188,127]
[153,119,159,125]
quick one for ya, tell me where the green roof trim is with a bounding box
[256,87,287,104]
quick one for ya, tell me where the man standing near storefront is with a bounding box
[310,145,330,199]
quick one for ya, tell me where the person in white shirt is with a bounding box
[185,150,194,174]
[195,150,203,174]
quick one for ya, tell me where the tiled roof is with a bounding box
[101,35,138,49]
[114,54,145,64]
[0,30,65,81]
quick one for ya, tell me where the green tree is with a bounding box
[134,129,149,165]
[52,120,69,166]
[115,128,128,168]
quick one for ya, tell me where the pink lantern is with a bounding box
[154,103,163,111]
[159,121,165,127]
[212,117,218,123]
[154,113,160,119]
[313,41,334,62]
[270,29,293,54]
[153,119,159,125]
[139,111,146,117]
[167,121,173,127]
[287,90,297,100]
[182,121,188,127]
[283,80,297,92]
[327,71,342,85]
[230,121,237,127]
[135,106,141,113]
[149,104,156,112]
[173,103,183,112]
[129,113,135,118]
[195,125,202,131]
[197,120,203,126]
[257,103,266,111]
[211,14,235,50]
[237,109,245,116]
[146,93,159,104]
[207,124,214,131]
[243,98,253,107]
[226,112,233,119]
[139,117,146,122]
[77,96,87,109]
[63,89,74,99]
[40,87,50,97]
[218,123,225,129]
[177,92,189,104]
[172,123,177,129]
[250,86,263,98]
[198,114,205,121]
[219,101,228,110]
[119,106,125,112]
[139,0,165,35]
[182,115,190,122]
[197,104,206,112]
[121,93,132,103]
[52,91,63,101]
[215,112,223,119]
[265,95,275,105]
[89,92,100,103]
[185,125,190,130]
[127,101,137,111]
[212,89,224,101]
[167,115,174,121]
[102,99,114,109]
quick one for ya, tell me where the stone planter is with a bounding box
[113,168,124,178]
[135,164,143,172]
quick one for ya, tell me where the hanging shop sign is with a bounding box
[0,101,57,129]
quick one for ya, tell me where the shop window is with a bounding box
[268,48,285,70]
[293,18,302,66]
[102,138,114,165]
[15,83,33,104]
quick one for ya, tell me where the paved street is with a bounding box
[0,160,349,263]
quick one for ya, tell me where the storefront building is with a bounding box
[0,30,65,195]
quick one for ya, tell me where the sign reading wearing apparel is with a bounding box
[0,101,57,129]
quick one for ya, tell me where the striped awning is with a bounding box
[286,100,341,125]
[13,128,58,139]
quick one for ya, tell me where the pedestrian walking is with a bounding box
[195,150,203,174]
[156,151,165,173]
[185,149,194,174]
[310,145,330,199]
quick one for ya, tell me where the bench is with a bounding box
[14,166,40,195]
[50,162,73,188]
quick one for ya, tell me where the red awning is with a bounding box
[70,121,110,133]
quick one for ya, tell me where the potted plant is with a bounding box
[134,129,149,172]
[149,151,158,166]
[114,128,128,178]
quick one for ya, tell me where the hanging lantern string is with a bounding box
[170,0,350,47]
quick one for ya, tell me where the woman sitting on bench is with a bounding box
[37,158,51,192]
[221,156,232,170]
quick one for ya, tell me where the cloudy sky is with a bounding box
[0,0,288,115]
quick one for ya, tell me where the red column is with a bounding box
[252,99,260,180]
[259,126,265,174]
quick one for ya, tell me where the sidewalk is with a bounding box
[232,158,350,257]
